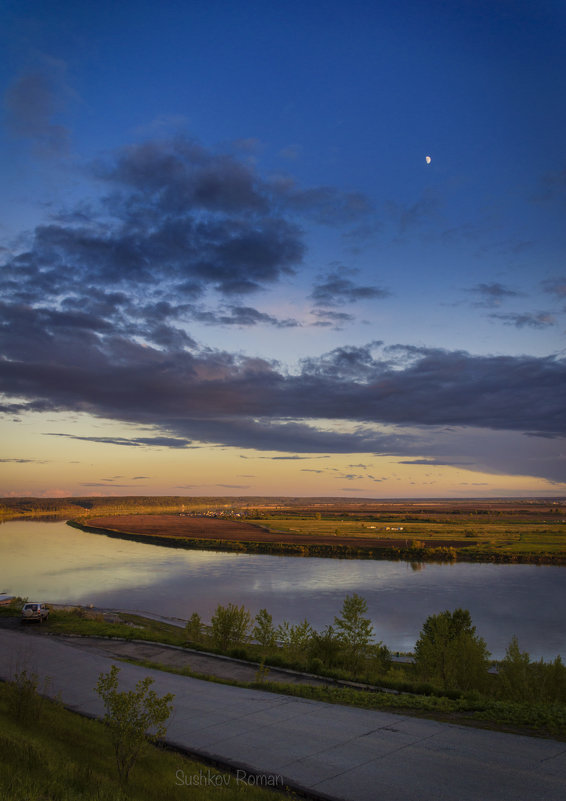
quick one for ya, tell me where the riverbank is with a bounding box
[69,513,566,565]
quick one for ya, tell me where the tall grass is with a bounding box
[0,680,288,801]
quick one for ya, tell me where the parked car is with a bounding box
[21,602,49,623]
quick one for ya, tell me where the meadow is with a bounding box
[56,496,566,563]
[0,675,287,801]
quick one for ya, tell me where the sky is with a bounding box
[0,0,565,499]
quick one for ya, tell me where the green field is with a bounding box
[250,514,566,560]
[3,495,566,562]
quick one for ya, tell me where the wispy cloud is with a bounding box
[4,55,76,156]
[310,268,389,307]
[465,282,521,308]
[490,311,556,329]
[44,434,192,448]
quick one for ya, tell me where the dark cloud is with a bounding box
[398,459,472,466]
[1,306,563,481]
[310,269,390,307]
[490,311,556,329]
[0,324,561,445]
[44,433,192,448]
[311,309,356,327]
[300,343,384,380]
[4,56,74,156]
[466,282,521,307]
[0,127,563,485]
[193,305,299,328]
[0,136,374,359]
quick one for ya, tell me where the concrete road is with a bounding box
[1,629,565,801]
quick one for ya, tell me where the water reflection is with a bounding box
[1,519,565,660]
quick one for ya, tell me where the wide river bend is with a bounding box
[1,519,564,660]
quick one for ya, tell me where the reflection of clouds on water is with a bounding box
[1,520,565,660]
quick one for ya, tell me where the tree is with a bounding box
[95,665,174,785]
[252,608,276,649]
[334,593,374,673]
[276,619,314,659]
[210,603,251,651]
[414,608,489,691]
[308,624,342,668]
[497,636,532,702]
[369,642,393,675]
[186,612,203,643]
[497,637,566,704]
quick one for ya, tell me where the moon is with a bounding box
[425,155,432,164]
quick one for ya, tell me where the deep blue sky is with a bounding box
[1,0,565,497]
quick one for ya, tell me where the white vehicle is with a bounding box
[21,602,49,623]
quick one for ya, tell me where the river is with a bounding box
[1,519,564,660]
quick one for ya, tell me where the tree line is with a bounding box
[186,596,566,704]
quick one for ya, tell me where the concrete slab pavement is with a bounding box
[1,629,565,801]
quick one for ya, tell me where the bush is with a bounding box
[7,596,28,611]
[307,657,324,674]
[308,625,342,668]
[498,637,566,705]
[276,619,313,659]
[7,670,44,724]
[227,647,248,659]
[210,603,251,651]
[95,665,174,786]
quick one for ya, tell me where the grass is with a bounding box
[46,609,188,645]
[4,610,566,744]
[68,509,566,563]
[252,516,566,557]
[255,683,566,739]
[0,678,290,801]
[4,606,566,742]
[118,655,566,741]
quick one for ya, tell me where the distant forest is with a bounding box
[1,495,563,522]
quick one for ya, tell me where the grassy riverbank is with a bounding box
[68,511,566,564]
[3,495,566,564]
[3,605,565,740]
[0,678,288,801]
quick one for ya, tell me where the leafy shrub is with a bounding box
[227,647,248,660]
[7,670,44,724]
[210,603,251,651]
[276,619,313,659]
[95,665,174,786]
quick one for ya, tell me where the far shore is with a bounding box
[68,513,566,565]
